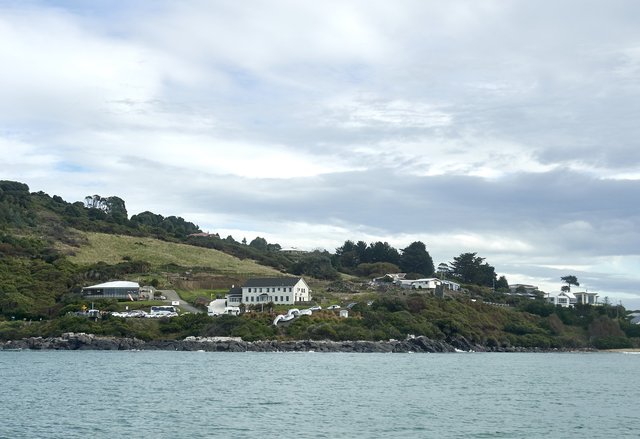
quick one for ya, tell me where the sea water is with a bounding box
[1,350,639,438]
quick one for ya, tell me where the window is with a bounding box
[259,288,262,293]
[286,296,289,302]
[251,296,254,302]
[272,288,275,292]
[248,288,252,293]
[289,287,292,292]
[280,296,284,302]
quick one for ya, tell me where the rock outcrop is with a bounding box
[0,333,470,353]
[1,333,577,352]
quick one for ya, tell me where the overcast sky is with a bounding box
[1,0,639,308]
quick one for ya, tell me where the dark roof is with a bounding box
[227,286,242,297]
[243,277,302,288]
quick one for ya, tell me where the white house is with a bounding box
[398,278,461,292]
[546,291,576,307]
[207,298,240,316]
[547,291,599,307]
[440,280,461,291]
[573,291,599,305]
[509,284,540,295]
[241,277,311,305]
[410,278,441,290]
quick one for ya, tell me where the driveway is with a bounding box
[158,289,203,314]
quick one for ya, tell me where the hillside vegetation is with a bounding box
[67,232,282,276]
[1,180,639,350]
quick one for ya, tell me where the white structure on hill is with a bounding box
[207,298,240,316]
[509,284,540,296]
[397,277,461,292]
[82,281,140,299]
[241,277,311,305]
[546,291,598,307]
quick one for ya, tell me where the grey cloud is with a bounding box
[5,0,640,305]
[144,168,640,257]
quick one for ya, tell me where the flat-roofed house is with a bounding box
[573,291,599,305]
[82,281,140,299]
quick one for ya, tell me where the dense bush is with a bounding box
[592,336,633,349]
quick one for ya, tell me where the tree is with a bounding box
[449,252,497,287]
[249,237,268,251]
[292,251,339,280]
[436,263,450,278]
[368,241,400,265]
[561,275,579,292]
[399,241,434,276]
[354,241,368,263]
[130,211,164,227]
[495,275,509,291]
[104,196,128,224]
[334,240,359,269]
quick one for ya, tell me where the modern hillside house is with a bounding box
[241,277,311,305]
[573,291,599,305]
[546,291,599,307]
[82,281,140,299]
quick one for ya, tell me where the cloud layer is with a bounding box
[1,0,639,306]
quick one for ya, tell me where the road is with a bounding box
[158,289,203,314]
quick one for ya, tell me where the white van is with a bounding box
[149,305,177,317]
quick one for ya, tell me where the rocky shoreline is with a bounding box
[0,333,572,353]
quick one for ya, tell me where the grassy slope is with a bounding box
[67,232,283,276]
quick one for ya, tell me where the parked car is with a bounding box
[326,304,341,310]
[309,305,322,311]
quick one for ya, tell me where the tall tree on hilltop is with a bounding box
[335,240,359,269]
[355,241,368,263]
[561,275,579,292]
[449,252,497,287]
[104,196,128,224]
[495,275,509,291]
[249,237,268,251]
[368,241,401,265]
[400,241,434,276]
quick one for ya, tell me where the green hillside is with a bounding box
[67,232,282,276]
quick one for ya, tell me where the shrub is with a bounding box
[592,336,632,349]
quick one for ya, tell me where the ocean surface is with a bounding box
[1,350,639,438]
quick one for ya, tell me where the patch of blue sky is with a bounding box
[219,65,264,92]
[55,161,87,173]
[24,0,141,16]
